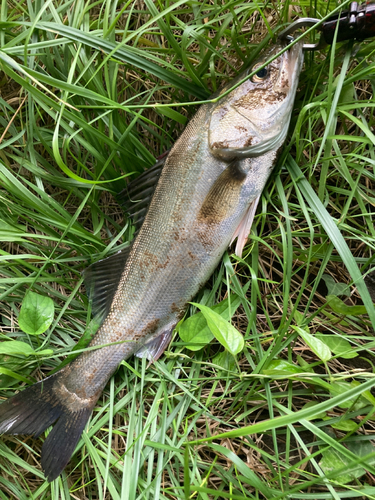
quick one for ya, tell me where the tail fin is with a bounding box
[0,370,95,482]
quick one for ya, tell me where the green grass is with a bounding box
[1,0,375,498]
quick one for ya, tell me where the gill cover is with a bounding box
[208,42,303,159]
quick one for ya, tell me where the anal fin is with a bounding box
[230,194,261,258]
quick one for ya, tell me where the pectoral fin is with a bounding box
[230,194,261,258]
[199,161,247,224]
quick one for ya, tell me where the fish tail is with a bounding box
[0,369,96,481]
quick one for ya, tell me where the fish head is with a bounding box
[208,42,304,160]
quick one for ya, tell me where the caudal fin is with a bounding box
[0,370,95,481]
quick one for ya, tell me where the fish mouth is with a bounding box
[276,41,304,96]
[238,41,304,157]
[287,41,304,83]
[209,42,304,160]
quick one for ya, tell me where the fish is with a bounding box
[0,40,303,481]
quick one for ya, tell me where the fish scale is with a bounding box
[0,41,304,481]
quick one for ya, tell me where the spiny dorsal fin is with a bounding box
[84,154,167,324]
[117,155,167,233]
[82,247,131,324]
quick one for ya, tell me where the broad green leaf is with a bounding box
[322,274,350,297]
[326,295,369,316]
[0,340,51,357]
[296,355,315,372]
[18,291,54,335]
[321,308,350,326]
[36,349,54,356]
[294,243,330,262]
[329,381,369,410]
[351,380,375,407]
[263,359,305,375]
[192,303,244,356]
[320,439,375,484]
[319,448,364,484]
[338,80,356,104]
[331,419,358,432]
[347,440,375,467]
[315,334,358,359]
[179,295,241,351]
[0,341,35,356]
[294,310,308,330]
[212,350,236,372]
[293,326,331,362]
[179,319,214,350]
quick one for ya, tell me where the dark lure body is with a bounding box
[0,42,303,481]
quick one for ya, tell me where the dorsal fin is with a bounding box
[84,154,168,324]
[82,247,131,324]
[117,155,167,233]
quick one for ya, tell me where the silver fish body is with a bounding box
[0,41,303,481]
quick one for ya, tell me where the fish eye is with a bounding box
[251,65,269,82]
